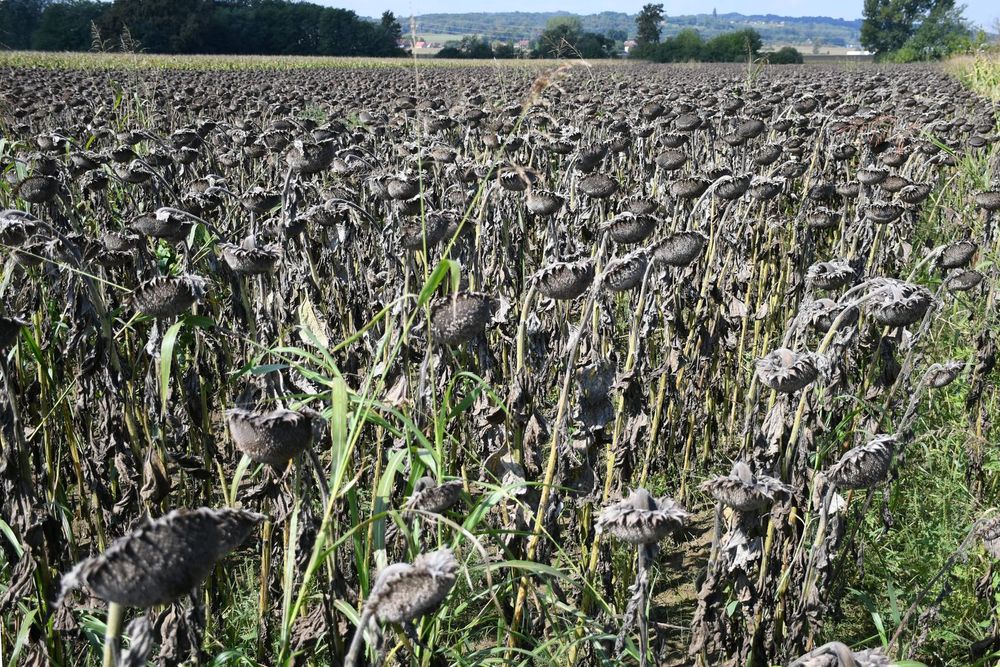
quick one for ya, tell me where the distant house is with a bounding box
[624,39,637,53]
[517,39,530,49]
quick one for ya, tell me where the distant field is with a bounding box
[765,44,858,55]
[408,33,477,57]
[0,50,562,70]
[411,33,474,45]
[0,49,881,71]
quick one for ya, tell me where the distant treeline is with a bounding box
[435,19,616,60]
[413,10,862,46]
[630,29,803,63]
[0,0,407,56]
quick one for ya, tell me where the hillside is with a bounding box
[410,11,863,47]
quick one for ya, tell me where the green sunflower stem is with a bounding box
[102,601,124,667]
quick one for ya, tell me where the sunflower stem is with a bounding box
[102,602,124,667]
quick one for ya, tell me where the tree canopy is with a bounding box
[435,36,518,59]
[861,0,973,60]
[0,0,408,56]
[635,4,663,46]
[630,28,762,63]
[532,16,615,59]
[766,46,804,64]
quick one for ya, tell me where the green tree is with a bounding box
[635,3,663,46]
[434,36,515,59]
[671,28,704,60]
[0,0,50,50]
[861,0,943,55]
[316,7,373,56]
[492,41,517,58]
[894,0,970,59]
[98,0,217,52]
[630,27,703,62]
[377,10,404,51]
[533,17,614,59]
[702,28,761,61]
[379,11,407,55]
[533,16,582,58]
[575,31,614,58]
[31,1,105,51]
[460,35,493,57]
[767,46,804,63]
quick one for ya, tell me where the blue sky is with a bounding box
[320,1,998,29]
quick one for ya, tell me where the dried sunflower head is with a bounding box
[756,348,820,393]
[130,210,193,243]
[945,269,983,293]
[0,209,39,246]
[0,315,28,350]
[525,189,565,216]
[804,298,859,333]
[651,230,707,267]
[826,435,895,490]
[286,139,335,174]
[596,488,689,545]
[807,260,856,291]
[623,197,659,216]
[749,178,783,201]
[406,477,463,514]
[366,549,458,624]
[669,177,710,199]
[881,173,909,192]
[898,182,931,204]
[532,259,595,300]
[937,240,977,269]
[59,507,262,608]
[788,641,891,667]
[399,213,450,250]
[973,189,1000,212]
[714,174,751,200]
[429,292,493,345]
[754,143,783,167]
[15,174,59,203]
[865,201,904,224]
[602,249,649,293]
[978,515,1000,559]
[387,173,421,200]
[220,240,281,275]
[100,229,141,252]
[227,407,312,467]
[867,279,932,327]
[699,461,790,513]
[80,169,109,192]
[857,165,889,186]
[578,173,619,199]
[923,360,965,388]
[600,212,657,245]
[575,144,608,173]
[115,160,154,184]
[240,186,281,214]
[132,275,206,319]
[498,168,536,192]
[805,207,840,230]
[655,149,687,171]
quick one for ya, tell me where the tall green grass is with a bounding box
[949,53,1000,101]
